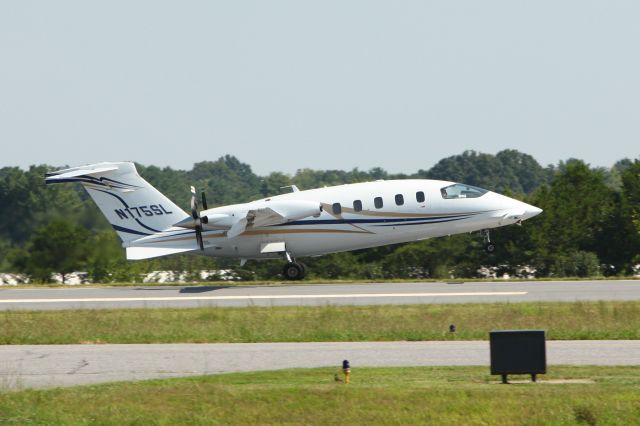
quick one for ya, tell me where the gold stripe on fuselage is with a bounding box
[143,228,373,245]
[241,228,373,236]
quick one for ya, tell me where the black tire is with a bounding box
[283,262,304,280]
[485,243,496,254]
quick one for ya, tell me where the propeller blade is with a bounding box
[190,186,199,219]
[195,225,204,251]
[190,185,204,250]
[201,190,208,210]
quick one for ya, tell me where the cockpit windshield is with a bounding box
[440,183,488,199]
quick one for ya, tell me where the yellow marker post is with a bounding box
[342,360,351,384]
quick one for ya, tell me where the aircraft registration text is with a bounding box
[114,205,173,220]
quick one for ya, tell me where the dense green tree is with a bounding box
[85,231,128,283]
[418,150,550,194]
[0,237,12,271]
[261,172,293,197]
[495,150,552,194]
[550,251,601,277]
[622,160,640,233]
[188,156,262,206]
[292,168,368,189]
[619,160,640,267]
[15,220,91,283]
[0,165,107,247]
[524,161,615,275]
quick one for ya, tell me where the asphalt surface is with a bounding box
[2,341,639,390]
[0,280,639,310]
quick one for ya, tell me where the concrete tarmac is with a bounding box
[0,280,639,310]
[2,341,639,390]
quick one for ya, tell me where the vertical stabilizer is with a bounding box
[45,162,189,244]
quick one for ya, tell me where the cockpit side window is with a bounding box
[440,183,488,199]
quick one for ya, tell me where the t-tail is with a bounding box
[45,162,192,258]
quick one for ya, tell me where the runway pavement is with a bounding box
[2,340,639,390]
[0,280,639,310]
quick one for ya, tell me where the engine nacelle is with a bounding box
[177,199,323,232]
[201,213,235,228]
[260,200,323,223]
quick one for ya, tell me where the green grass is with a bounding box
[3,301,640,344]
[2,366,640,425]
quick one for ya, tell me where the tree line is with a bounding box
[1,150,639,282]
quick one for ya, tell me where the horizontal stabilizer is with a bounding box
[45,165,119,183]
[126,246,197,260]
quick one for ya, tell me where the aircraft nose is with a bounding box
[523,204,543,220]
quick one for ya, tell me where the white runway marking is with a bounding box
[0,291,527,304]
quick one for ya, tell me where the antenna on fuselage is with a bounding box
[280,185,300,193]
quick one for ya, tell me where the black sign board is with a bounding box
[490,330,546,383]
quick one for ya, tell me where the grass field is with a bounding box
[1,366,639,425]
[2,301,640,344]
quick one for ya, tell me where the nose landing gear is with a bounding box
[482,229,496,253]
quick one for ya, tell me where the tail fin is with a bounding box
[45,162,190,244]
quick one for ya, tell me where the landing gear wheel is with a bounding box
[481,229,495,253]
[283,262,306,280]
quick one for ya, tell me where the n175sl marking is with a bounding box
[114,204,173,220]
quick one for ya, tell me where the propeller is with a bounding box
[201,190,208,222]
[190,186,205,250]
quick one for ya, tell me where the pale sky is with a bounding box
[1,1,638,175]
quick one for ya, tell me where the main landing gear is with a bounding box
[482,229,496,254]
[282,251,307,280]
[283,262,307,280]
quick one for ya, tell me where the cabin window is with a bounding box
[395,194,404,206]
[332,203,342,215]
[416,191,425,203]
[440,183,488,199]
[353,200,363,212]
[374,197,383,209]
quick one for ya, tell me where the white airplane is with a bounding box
[45,162,542,280]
